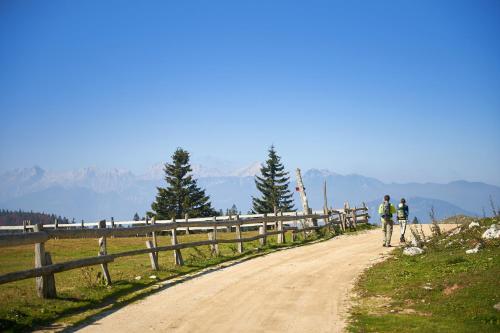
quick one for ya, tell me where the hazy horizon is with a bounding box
[2,160,500,187]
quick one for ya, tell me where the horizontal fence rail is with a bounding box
[0,205,369,298]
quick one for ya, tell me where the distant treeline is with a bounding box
[0,209,71,226]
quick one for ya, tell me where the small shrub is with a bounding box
[429,206,442,237]
[79,267,106,288]
[445,256,467,265]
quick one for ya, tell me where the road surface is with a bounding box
[77,226,449,333]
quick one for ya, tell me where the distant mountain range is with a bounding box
[1,165,498,224]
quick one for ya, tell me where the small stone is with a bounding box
[403,247,424,256]
[135,276,142,280]
[465,247,479,254]
[494,302,500,311]
[482,224,500,240]
[469,221,480,228]
[149,275,157,279]
[466,243,482,254]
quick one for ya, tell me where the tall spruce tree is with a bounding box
[252,146,295,213]
[150,148,216,219]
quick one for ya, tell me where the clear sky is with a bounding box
[1,0,499,185]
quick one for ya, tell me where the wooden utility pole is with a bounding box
[296,168,316,227]
[323,180,330,229]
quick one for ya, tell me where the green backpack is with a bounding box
[397,203,408,220]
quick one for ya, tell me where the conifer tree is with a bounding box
[252,145,295,213]
[150,148,216,219]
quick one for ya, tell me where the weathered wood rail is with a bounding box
[0,205,369,298]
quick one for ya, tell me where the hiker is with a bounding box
[397,198,409,243]
[378,194,396,247]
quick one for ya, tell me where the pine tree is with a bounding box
[229,204,238,215]
[150,148,216,219]
[252,145,295,213]
[133,212,140,221]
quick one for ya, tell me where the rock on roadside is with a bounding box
[466,243,482,254]
[469,221,480,228]
[403,247,424,256]
[482,224,500,240]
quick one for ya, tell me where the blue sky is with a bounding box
[1,0,499,185]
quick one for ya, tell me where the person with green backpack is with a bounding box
[397,198,409,243]
[378,194,396,247]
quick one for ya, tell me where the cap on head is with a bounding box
[401,198,406,203]
[384,195,390,201]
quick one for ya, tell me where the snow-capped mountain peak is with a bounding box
[231,162,262,177]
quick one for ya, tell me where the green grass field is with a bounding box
[0,224,367,332]
[348,217,500,333]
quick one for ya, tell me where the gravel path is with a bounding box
[77,226,450,333]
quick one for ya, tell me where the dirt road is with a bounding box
[77,226,449,333]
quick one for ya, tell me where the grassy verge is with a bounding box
[0,223,373,331]
[348,217,500,333]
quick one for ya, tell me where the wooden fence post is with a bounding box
[208,231,215,254]
[44,252,57,297]
[324,207,331,233]
[145,217,159,270]
[146,240,159,271]
[23,220,27,233]
[98,220,112,285]
[292,211,298,242]
[341,204,346,231]
[323,180,331,232]
[185,213,190,234]
[151,217,158,248]
[235,214,243,253]
[171,218,184,265]
[110,217,115,238]
[54,218,58,230]
[81,219,84,229]
[352,207,357,229]
[260,213,267,246]
[213,216,219,255]
[33,224,56,298]
[277,211,284,244]
[302,212,307,239]
[259,226,265,246]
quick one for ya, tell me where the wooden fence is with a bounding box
[0,205,369,299]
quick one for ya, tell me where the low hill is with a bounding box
[0,209,70,226]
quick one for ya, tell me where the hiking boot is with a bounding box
[386,244,392,247]
[383,244,387,247]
